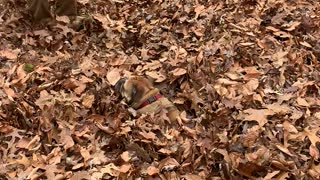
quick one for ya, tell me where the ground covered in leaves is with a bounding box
[1,0,320,179]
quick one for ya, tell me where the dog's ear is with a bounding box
[114,78,127,93]
[128,84,146,105]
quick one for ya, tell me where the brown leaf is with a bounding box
[181,174,205,180]
[80,147,92,164]
[59,127,74,150]
[275,144,293,156]
[310,145,320,159]
[8,154,31,168]
[107,68,121,85]
[120,151,132,162]
[158,157,180,171]
[34,90,54,110]
[56,16,70,23]
[82,94,95,108]
[264,171,280,180]
[141,48,149,61]
[297,97,310,107]
[139,131,156,140]
[93,14,111,29]
[300,41,312,48]
[70,171,91,180]
[242,79,259,95]
[146,166,159,176]
[305,128,320,146]
[3,86,16,100]
[119,163,131,173]
[285,21,301,31]
[181,140,192,159]
[194,5,205,19]
[239,42,255,47]
[158,148,173,155]
[101,163,120,177]
[109,57,126,66]
[266,103,291,114]
[145,71,166,82]
[0,49,20,60]
[243,109,274,127]
[171,68,187,76]
[78,0,89,4]
[272,51,288,68]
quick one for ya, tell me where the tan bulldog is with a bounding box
[114,76,180,124]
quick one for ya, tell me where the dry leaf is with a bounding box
[171,68,187,76]
[146,166,159,176]
[119,163,131,173]
[56,16,70,23]
[139,131,156,140]
[107,68,121,85]
[0,49,20,60]
[0,1,319,179]
[60,128,75,150]
[300,41,312,48]
[120,151,131,162]
[3,86,16,100]
[145,71,166,82]
[305,128,320,146]
[297,97,310,107]
[82,94,95,108]
[243,109,274,127]
[310,145,319,159]
[101,163,120,177]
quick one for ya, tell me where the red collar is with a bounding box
[139,94,163,109]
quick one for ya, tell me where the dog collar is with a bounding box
[139,94,163,109]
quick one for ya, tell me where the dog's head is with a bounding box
[114,76,154,105]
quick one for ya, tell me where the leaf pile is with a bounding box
[1,0,320,179]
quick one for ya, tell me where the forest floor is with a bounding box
[1,0,320,179]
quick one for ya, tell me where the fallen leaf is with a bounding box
[171,68,187,76]
[107,68,121,85]
[101,163,120,177]
[145,71,166,82]
[82,94,95,108]
[305,128,320,146]
[139,131,156,140]
[158,157,180,171]
[60,128,74,150]
[263,170,280,180]
[310,145,319,159]
[3,86,16,100]
[34,90,55,110]
[119,163,131,173]
[300,41,312,48]
[146,166,159,176]
[0,49,20,60]
[56,16,70,23]
[243,109,274,127]
[297,97,310,107]
[120,151,131,162]
[275,144,293,156]
[242,79,259,95]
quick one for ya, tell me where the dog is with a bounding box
[114,76,180,124]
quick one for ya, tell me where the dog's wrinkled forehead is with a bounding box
[114,77,127,93]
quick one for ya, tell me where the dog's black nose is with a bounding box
[114,78,127,93]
